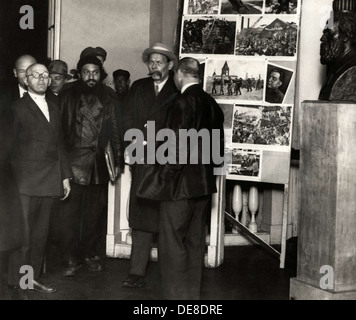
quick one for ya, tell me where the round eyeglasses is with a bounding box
[26,72,50,79]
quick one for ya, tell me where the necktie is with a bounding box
[155,84,159,96]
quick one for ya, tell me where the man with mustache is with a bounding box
[319,1,356,101]
[58,56,125,276]
[122,43,178,288]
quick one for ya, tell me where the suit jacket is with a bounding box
[10,93,72,197]
[136,84,225,201]
[125,75,178,232]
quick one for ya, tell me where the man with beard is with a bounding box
[319,2,356,101]
[58,56,125,276]
[122,43,178,288]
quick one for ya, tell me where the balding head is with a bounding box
[13,54,37,88]
[24,63,51,95]
[174,57,200,91]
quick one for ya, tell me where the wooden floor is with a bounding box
[7,240,297,301]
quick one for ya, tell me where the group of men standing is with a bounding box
[0,42,224,300]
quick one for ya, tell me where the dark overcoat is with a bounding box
[136,84,225,201]
[125,75,178,232]
[10,93,72,197]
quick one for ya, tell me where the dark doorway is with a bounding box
[0,0,49,82]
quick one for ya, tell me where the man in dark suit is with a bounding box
[123,43,178,288]
[9,63,72,295]
[137,57,224,299]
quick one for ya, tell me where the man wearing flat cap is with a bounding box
[122,43,178,288]
[113,69,131,126]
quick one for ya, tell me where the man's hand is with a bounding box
[61,178,71,200]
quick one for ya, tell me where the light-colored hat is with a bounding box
[142,42,177,66]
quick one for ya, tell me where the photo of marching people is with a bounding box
[232,104,292,147]
[204,58,265,101]
[265,0,299,14]
[228,149,261,179]
[185,0,220,14]
[181,16,236,55]
[235,15,299,57]
[221,0,263,14]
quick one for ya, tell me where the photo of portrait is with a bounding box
[185,0,220,14]
[231,104,292,146]
[181,16,237,55]
[204,59,265,101]
[227,149,261,180]
[235,15,299,57]
[265,0,299,14]
[265,63,294,104]
[220,0,263,14]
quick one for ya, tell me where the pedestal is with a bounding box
[290,101,356,300]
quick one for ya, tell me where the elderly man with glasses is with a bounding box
[8,63,72,297]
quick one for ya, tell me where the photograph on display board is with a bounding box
[219,103,234,149]
[185,0,220,14]
[232,104,292,147]
[220,0,263,14]
[235,15,299,57]
[265,0,299,14]
[227,149,261,180]
[265,62,294,104]
[181,16,236,55]
[204,59,265,101]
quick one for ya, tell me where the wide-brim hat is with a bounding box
[142,43,177,66]
[48,60,72,80]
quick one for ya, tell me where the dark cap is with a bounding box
[113,69,130,80]
[48,60,72,80]
[80,46,107,61]
[76,56,103,73]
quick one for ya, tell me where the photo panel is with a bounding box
[204,58,266,102]
[264,0,300,15]
[231,104,293,149]
[265,62,294,104]
[235,15,299,57]
[180,15,237,56]
[227,148,262,181]
[184,0,220,15]
[220,0,264,15]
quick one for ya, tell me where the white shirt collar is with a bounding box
[154,77,169,94]
[18,84,27,98]
[181,82,199,94]
[28,91,50,122]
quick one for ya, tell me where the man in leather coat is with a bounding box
[59,56,124,276]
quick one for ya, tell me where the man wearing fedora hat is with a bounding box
[48,60,73,96]
[122,43,178,288]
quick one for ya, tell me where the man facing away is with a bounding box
[59,56,125,276]
[123,43,178,288]
[136,57,224,299]
[9,63,72,295]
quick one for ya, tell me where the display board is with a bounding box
[179,0,301,184]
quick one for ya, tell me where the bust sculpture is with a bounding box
[319,0,356,102]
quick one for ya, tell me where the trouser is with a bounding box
[8,195,54,285]
[158,196,210,300]
[58,183,107,263]
[129,229,153,276]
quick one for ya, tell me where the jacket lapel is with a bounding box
[25,94,53,130]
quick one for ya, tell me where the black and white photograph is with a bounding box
[265,62,294,104]
[227,149,261,180]
[265,0,299,14]
[184,0,220,14]
[221,0,264,14]
[235,15,299,57]
[232,104,292,147]
[219,103,234,148]
[181,16,237,55]
[204,58,265,101]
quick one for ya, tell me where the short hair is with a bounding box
[270,69,284,83]
[177,57,200,78]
